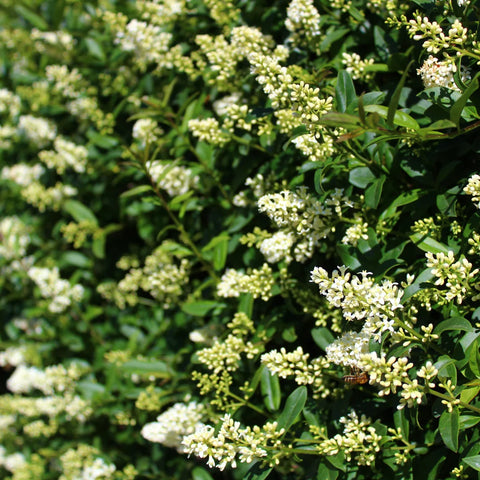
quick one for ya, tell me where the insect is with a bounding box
[343,366,368,385]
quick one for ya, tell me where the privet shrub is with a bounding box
[1,0,480,479]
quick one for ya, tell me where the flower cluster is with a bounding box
[261,346,331,397]
[100,242,191,309]
[6,363,87,395]
[464,174,480,208]
[188,117,230,146]
[196,313,260,374]
[399,14,470,56]
[147,160,199,197]
[292,132,335,162]
[182,414,285,470]
[38,136,89,174]
[256,187,350,263]
[0,449,27,475]
[18,115,56,147]
[132,118,163,148]
[285,0,322,52]
[45,64,86,99]
[341,218,369,246]
[216,264,275,300]
[141,402,205,452]
[342,52,375,82]
[59,445,116,480]
[425,250,478,304]
[0,216,30,260]
[114,18,173,70]
[311,266,404,339]
[315,411,383,466]
[61,220,101,249]
[27,266,85,313]
[30,29,75,54]
[417,55,471,90]
[0,346,27,368]
[0,88,21,118]
[137,0,187,26]
[1,163,45,186]
[22,182,78,212]
[203,0,240,26]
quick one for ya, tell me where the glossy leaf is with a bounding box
[181,301,221,317]
[311,328,335,351]
[439,408,459,452]
[277,386,307,431]
[348,167,375,188]
[463,455,480,471]
[192,467,215,480]
[261,367,281,411]
[410,233,451,254]
[365,175,386,208]
[387,60,413,128]
[64,199,98,224]
[335,70,356,113]
[364,104,419,130]
[244,464,273,480]
[450,73,480,127]
[434,317,473,335]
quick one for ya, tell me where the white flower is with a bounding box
[18,115,56,147]
[141,402,205,452]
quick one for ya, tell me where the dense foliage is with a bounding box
[2,0,480,479]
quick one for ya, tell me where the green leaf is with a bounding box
[316,462,340,480]
[76,380,106,400]
[121,185,153,198]
[335,70,356,113]
[120,359,172,378]
[468,339,480,378]
[409,233,451,254]
[364,104,419,130]
[463,455,480,471]
[348,167,375,188]
[450,73,480,128]
[387,60,413,128]
[325,451,346,472]
[15,5,48,29]
[439,407,459,452]
[365,175,386,208]
[336,244,361,270]
[192,467,215,480]
[85,37,106,61]
[277,386,307,431]
[63,200,98,224]
[317,112,361,128]
[87,131,119,148]
[434,317,474,335]
[244,464,273,480]
[59,251,92,269]
[435,356,458,383]
[92,236,106,259]
[459,415,480,428]
[238,293,253,317]
[181,301,220,317]
[311,328,335,351]
[394,409,409,440]
[319,26,349,52]
[402,267,435,301]
[460,387,480,405]
[202,234,230,271]
[380,189,423,221]
[261,367,281,411]
[422,119,456,131]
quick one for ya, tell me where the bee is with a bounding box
[343,366,368,385]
